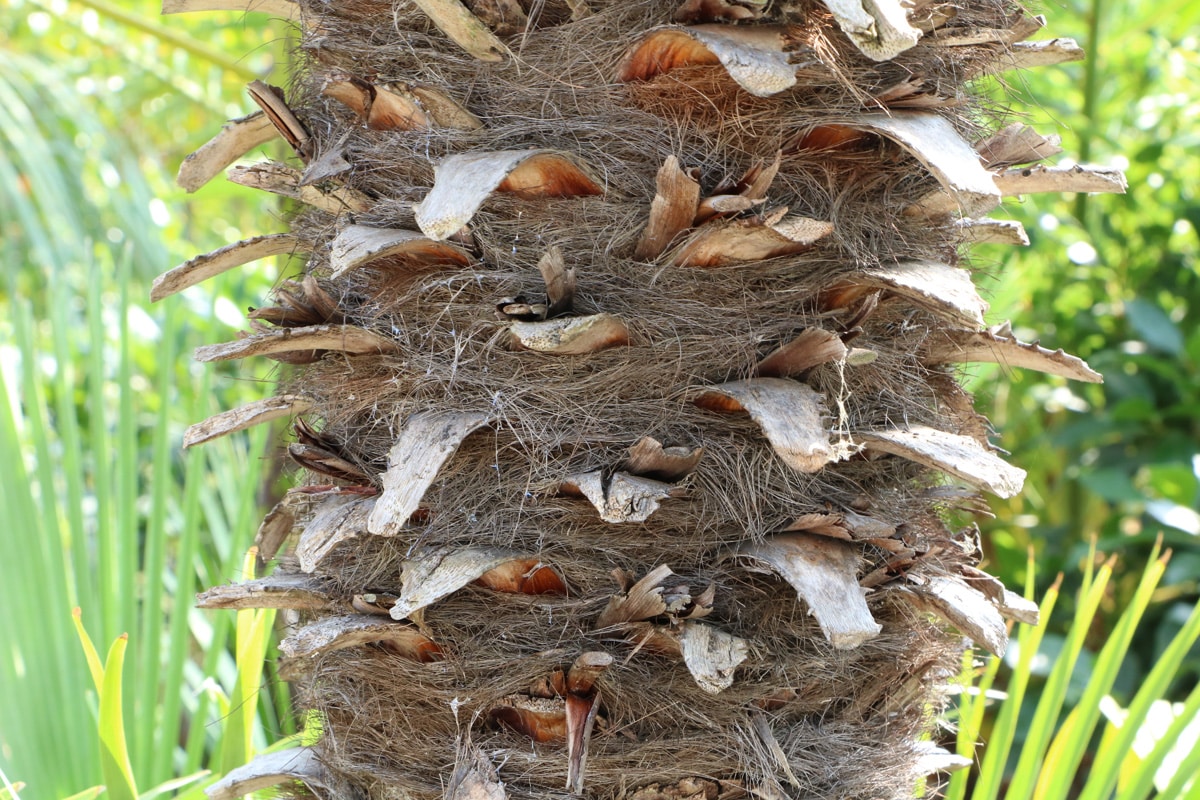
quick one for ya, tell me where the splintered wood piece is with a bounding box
[538,246,576,317]
[820,0,921,61]
[152,233,301,302]
[675,216,833,267]
[447,744,507,800]
[411,0,507,62]
[925,327,1102,383]
[675,0,765,23]
[954,218,1029,246]
[255,497,297,562]
[694,194,760,224]
[976,124,1062,168]
[280,614,442,661]
[734,533,881,649]
[289,441,370,483]
[183,395,313,448]
[246,80,309,159]
[617,25,803,97]
[388,546,525,620]
[477,557,568,596]
[491,696,567,742]
[986,38,1085,74]
[196,573,338,611]
[163,0,296,16]
[756,328,848,378]
[408,84,484,130]
[510,314,630,355]
[176,112,277,192]
[330,225,471,278]
[828,260,987,328]
[566,690,602,793]
[623,437,703,481]
[322,76,430,131]
[416,150,603,240]
[735,151,782,201]
[781,513,852,540]
[596,564,676,626]
[858,426,1026,498]
[205,748,332,800]
[678,621,748,694]
[368,411,492,535]
[994,164,1127,197]
[903,576,1008,656]
[228,162,372,214]
[927,12,1043,46]
[998,589,1040,625]
[563,471,677,523]
[694,379,834,473]
[850,112,1000,216]
[296,496,375,572]
[194,324,398,363]
[566,651,613,695]
[635,156,701,260]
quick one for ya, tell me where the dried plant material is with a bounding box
[255,497,297,562]
[927,12,1043,46]
[300,146,352,185]
[447,743,507,800]
[954,218,1029,246]
[537,246,576,317]
[368,411,492,536]
[693,194,761,224]
[756,328,848,378]
[247,80,310,159]
[323,76,430,130]
[733,534,881,649]
[849,113,1000,217]
[183,395,313,448]
[176,112,277,192]
[976,123,1062,168]
[983,38,1085,74]
[388,546,538,620]
[694,379,834,473]
[196,572,339,611]
[994,163,1127,197]
[629,779,741,800]
[623,437,703,481]
[281,614,443,661]
[291,442,370,483]
[563,470,679,523]
[163,0,295,15]
[674,0,764,23]
[510,314,630,355]
[678,621,748,694]
[617,25,804,97]
[330,225,471,279]
[819,0,922,61]
[841,510,896,539]
[194,324,398,363]
[469,0,529,35]
[781,513,852,540]
[733,152,782,201]
[249,276,342,328]
[675,215,833,267]
[205,747,332,800]
[750,712,801,787]
[858,426,1026,498]
[900,576,1008,656]
[151,233,301,302]
[491,696,567,742]
[791,124,869,151]
[411,0,507,62]
[827,260,988,328]
[565,652,612,792]
[925,326,1102,383]
[635,155,701,260]
[597,565,714,627]
[912,742,973,775]
[416,150,603,240]
[297,496,375,572]
[477,557,568,595]
[228,162,372,214]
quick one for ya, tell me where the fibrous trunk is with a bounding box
[162,1,1123,798]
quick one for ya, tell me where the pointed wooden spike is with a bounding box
[563,470,677,523]
[679,621,748,694]
[756,328,848,378]
[635,156,701,260]
[566,691,602,793]
[183,395,313,449]
[194,324,398,363]
[388,547,524,620]
[819,0,921,61]
[538,246,576,317]
[196,573,338,611]
[858,426,1026,498]
[416,150,603,240]
[954,218,1029,246]
[446,743,507,800]
[827,260,988,328]
[623,437,703,482]
[925,327,1103,383]
[901,576,1009,656]
[152,233,301,302]
[994,163,1127,197]
[695,378,835,473]
[510,314,630,355]
[738,152,782,201]
[733,533,881,649]
[228,162,372,214]
[411,0,507,62]
[280,614,442,661]
[164,0,296,16]
[368,411,492,536]
[477,558,568,596]
[246,80,310,159]
[330,225,471,279]
[297,496,376,572]
[976,124,1062,168]
[675,216,833,267]
[618,25,805,97]
[176,112,277,193]
[204,748,333,800]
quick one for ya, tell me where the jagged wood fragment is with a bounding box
[678,621,748,694]
[985,38,1086,74]
[228,162,371,214]
[675,215,833,267]
[151,233,301,302]
[204,748,330,800]
[597,566,714,627]
[858,426,1026,498]
[388,546,529,620]
[183,395,312,448]
[246,80,309,158]
[901,576,1009,656]
[994,164,1127,197]
[280,614,442,661]
[255,496,297,562]
[565,654,611,792]
[411,0,507,62]
[176,111,277,192]
[538,246,576,317]
[734,534,881,648]
[925,327,1102,383]
[954,218,1029,246]
[617,25,807,97]
[510,314,630,355]
[330,225,471,279]
[694,378,834,473]
[635,156,701,260]
[368,411,492,535]
[927,12,1043,46]
[196,573,339,611]
[563,471,678,523]
[447,744,507,800]
[756,328,848,378]
[194,324,398,362]
[164,0,295,15]
[820,0,921,61]
[826,260,988,328]
[416,150,603,240]
[623,437,703,481]
[297,495,375,572]
[693,194,760,223]
[976,123,1062,168]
